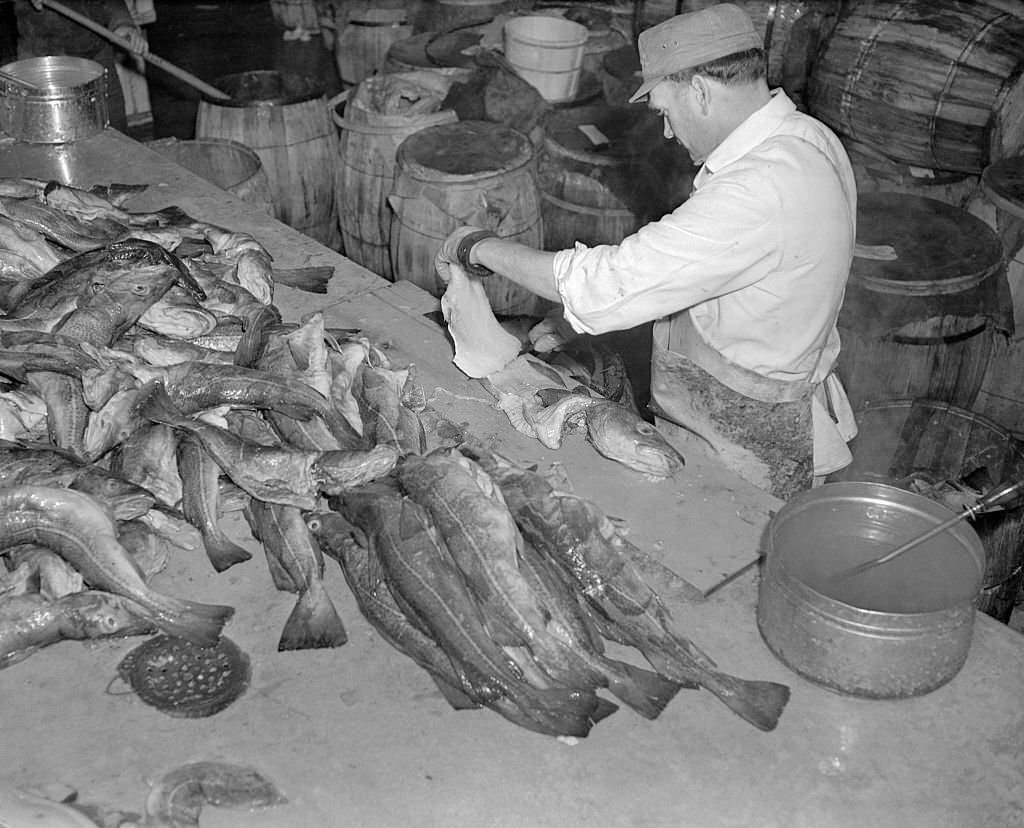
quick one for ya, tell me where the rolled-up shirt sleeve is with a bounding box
[553,170,781,336]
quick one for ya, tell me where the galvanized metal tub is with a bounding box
[757,481,985,699]
[0,56,108,144]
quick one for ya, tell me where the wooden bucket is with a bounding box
[528,6,629,76]
[837,192,1007,413]
[332,70,462,280]
[537,103,663,250]
[146,137,274,215]
[269,0,320,30]
[388,120,550,316]
[196,71,340,249]
[333,2,413,88]
[829,398,1024,624]
[968,156,1024,434]
[807,0,1024,175]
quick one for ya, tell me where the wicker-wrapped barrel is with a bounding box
[829,398,1024,624]
[837,192,1009,413]
[147,137,274,215]
[332,1,413,88]
[388,120,550,316]
[808,0,1024,175]
[333,71,462,280]
[196,71,340,249]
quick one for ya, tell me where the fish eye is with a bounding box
[132,283,150,296]
[636,422,655,435]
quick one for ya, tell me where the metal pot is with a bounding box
[0,56,109,144]
[756,481,984,699]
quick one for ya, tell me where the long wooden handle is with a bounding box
[40,0,233,102]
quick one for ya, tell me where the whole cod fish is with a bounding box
[463,442,791,732]
[0,590,154,669]
[0,486,234,647]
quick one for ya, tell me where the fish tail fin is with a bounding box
[272,266,332,294]
[601,659,690,720]
[277,581,348,651]
[144,595,235,648]
[138,381,185,428]
[704,672,791,732]
[202,533,253,573]
[428,673,482,711]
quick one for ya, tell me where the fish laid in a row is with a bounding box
[315,439,790,736]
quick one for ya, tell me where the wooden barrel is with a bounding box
[829,398,1024,624]
[146,137,275,215]
[969,156,1024,434]
[807,0,1024,175]
[196,72,340,249]
[269,0,320,30]
[332,70,461,280]
[434,0,510,31]
[333,2,413,88]
[842,137,981,210]
[382,32,437,72]
[837,192,1008,413]
[388,120,550,316]
[537,103,673,250]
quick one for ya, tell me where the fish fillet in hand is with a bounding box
[441,265,521,379]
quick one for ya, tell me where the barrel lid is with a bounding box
[212,70,324,106]
[397,120,532,177]
[851,192,1004,295]
[425,29,484,68]
[602,44,640,84]
[542,103,648,165]
[981,156,1024,221]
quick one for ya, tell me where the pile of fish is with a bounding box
[315,439,790,736]
[0,176,403,662]
[0,176,789,737]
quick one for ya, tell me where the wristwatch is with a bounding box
[455,229,498,278]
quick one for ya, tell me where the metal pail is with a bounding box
[757,481,985,699]
[0,56,108,144]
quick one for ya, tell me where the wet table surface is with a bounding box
[0,129,1021,828]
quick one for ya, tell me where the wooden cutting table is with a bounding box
[0,128,1022,828]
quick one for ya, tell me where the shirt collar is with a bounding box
[702,89,797,176]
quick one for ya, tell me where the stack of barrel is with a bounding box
[799,0,1024,624]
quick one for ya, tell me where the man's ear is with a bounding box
[691,74,712,116]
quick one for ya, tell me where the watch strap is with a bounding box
[456,229,498,277]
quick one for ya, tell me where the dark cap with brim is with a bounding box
[629,4,762,103]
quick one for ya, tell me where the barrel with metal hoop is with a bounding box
[332,1,413,88]
[836,192,1010,413]
[332,70,463,279]
[388,119,550,316]
[196,70,340,249]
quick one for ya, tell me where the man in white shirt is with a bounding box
[435,3,858,499]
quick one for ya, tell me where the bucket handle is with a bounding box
[388,186,496,227]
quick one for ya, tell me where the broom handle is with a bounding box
[40,0,233,102]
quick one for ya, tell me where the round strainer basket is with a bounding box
[117,634,251,718]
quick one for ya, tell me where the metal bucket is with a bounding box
[0,56,108,144]
[757,481,985,699]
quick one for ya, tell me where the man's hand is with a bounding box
[113,24,149,56]
[434,225,487,285]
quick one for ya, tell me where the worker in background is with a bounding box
[434,3,858,501]
[13,0,148,132]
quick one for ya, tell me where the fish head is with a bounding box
[72,592,156,638]
[586,402,685,479]
[70,469,156,520]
